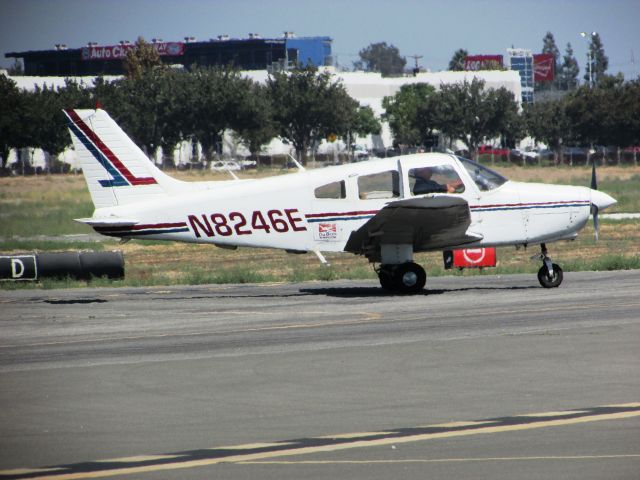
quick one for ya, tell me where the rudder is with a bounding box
[64,108,182,209]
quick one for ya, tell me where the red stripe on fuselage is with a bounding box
[66,110,157,185]
[305,210,379,219]
[93,222,187,232]
[471,200,588,209]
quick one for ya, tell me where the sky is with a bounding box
[1,0,639,80]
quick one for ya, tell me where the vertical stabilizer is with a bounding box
[64,108,183,209]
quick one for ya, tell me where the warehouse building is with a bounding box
[5,33,333,76]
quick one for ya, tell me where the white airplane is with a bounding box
[64,108,617,294]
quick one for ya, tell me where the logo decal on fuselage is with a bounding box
[65,110,157,187]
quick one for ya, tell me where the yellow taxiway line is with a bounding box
[1,403,638,480]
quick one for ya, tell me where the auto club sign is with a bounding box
[464,55,504,71]
[81,42,185,61]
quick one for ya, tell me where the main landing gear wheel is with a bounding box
[378,270,396,291]
[537,263,563,288]
[378,262,426,294]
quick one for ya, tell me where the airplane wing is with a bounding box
[344,196,482,261]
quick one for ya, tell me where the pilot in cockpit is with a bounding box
[412,167,464,195]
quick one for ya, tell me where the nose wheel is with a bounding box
[377,262,426,294]
[535,243,563,288]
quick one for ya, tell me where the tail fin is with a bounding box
[64,108,183,209]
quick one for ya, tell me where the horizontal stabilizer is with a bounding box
[75,217,140,227]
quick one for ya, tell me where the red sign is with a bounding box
[81,42,185,61]
[452,248,496,268]
[533,53,555,82]
[464,55,504,71]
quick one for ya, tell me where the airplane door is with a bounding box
[309,179,352,250]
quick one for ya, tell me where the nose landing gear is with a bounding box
[535,243,563,288]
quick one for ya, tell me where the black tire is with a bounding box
[394,262,427,294]
[537,263,563,288]
[378,270,397,291]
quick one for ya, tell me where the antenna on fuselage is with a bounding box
[287,153,306,172]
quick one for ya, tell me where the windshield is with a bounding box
[456,156,508,191]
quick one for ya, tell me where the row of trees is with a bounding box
[526,78,640,161]
[383,75,640,163]
[0,65,381,170]
[2,48,639,171]
[382,80,521,156]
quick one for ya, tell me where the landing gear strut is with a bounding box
[536,243,563,288]
[377,262,426,294]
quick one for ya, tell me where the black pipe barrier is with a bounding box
[0,251,124,281]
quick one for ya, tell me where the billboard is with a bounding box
[81,42,185,61]
[533,53,555,82]
[464,55,504,71]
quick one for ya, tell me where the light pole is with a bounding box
[580,31,597,89]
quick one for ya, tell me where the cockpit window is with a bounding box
[315,180,346,199]
[409,165,465,195]
[456,156,507,191]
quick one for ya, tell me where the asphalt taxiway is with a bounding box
[0,270,639,479]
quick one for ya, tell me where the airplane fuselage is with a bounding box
[93,154,594,253]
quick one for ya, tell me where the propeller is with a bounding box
[590,161,599,241]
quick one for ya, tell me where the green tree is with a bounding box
[524,99,570,164]
[351,105,381,137]
[585,33,609,87]
[123,36,165,80]
[0,75,25,169]
[230,81,276,159]
[103,70,185,167]
[344,105,381,157]
[355,42,406,77]
[540,32,560,90]
[183,67,244,162]
[564,86,603,148]
[267,66,360,163]
[25,80,92,171]
[431,79,522,158]
[382,83,436,147]
[557,42,580,90]
[448,49,468,71]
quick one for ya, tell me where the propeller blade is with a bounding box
[590,161,599,240]
[591,204,599,241]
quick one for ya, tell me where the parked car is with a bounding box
[237,159,257,169]
[211,160,241,171]
[511,148,539,162]
[478,145,510,156]
[562,146,588,156]
[352,144,370,160]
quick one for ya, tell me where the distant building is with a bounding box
[5,33,333,76]
[507,48,534,104]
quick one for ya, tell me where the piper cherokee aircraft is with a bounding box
[64,108,617,294]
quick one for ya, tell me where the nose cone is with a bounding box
[591,189,617,211]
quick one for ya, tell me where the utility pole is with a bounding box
[409,54,423,76]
